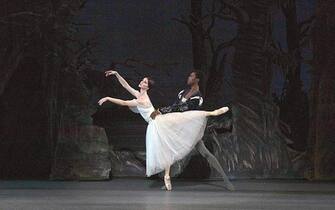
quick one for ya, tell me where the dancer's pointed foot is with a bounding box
[164,175,172,191]
[209,107,229,116]
[223,180,235,191]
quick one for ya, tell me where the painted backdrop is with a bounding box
[0,0,334,180]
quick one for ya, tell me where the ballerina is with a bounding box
[98,70,229,191]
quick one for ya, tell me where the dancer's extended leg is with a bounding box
[196,140,235,191]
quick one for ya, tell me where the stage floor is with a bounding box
[1,178,335,210]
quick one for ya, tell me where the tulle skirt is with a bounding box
[145,110,208,176]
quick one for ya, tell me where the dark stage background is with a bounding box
[0,0,334,181]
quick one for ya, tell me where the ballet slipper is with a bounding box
[222,180,235,191]
[210,107,229,116]
[164,175,172,191]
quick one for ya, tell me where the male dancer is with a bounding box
[151,71,235,191]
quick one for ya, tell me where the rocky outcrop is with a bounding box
[109,150,146,177]
[50,71,111,180]
[50,124,111,180]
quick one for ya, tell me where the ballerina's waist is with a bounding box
[150,110,162,120]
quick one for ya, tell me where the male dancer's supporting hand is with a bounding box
[150,109,162,119]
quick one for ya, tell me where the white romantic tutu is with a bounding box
[129,102,208,177]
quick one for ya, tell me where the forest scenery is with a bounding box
[0,0,334,182]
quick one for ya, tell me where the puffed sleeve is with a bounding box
[128,99,140,113]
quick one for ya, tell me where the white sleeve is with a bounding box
[128,99,140,113]
[178,90,185,99]
[190,96,204,106]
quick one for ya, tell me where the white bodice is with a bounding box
[129,100,155,123]
[137,104,155,123]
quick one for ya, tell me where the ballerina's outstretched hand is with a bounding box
[98,97,109,106]
[104,70,140,98]
[105,69,117,77]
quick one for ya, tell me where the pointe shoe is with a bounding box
[223,180,235,191]
[210,107,229,116]
[164,175,172,191]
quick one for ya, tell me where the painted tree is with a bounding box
[173,0,248,106]
[278,0,314,152]
[173,0,292,177]
[309,0,335,180]
[229,0,291,176]
[0,0,105,179]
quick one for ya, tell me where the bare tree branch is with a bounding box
[218,0,249,24]
[216,37,236,53]
[110,58,180,70]
[1,11,43,19]
[299,15,315,28]
[267,39,298,75]
[171,17,192,30]
[299,15,315,45]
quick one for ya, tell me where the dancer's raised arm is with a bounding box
[98,97,138,107]
[105,70,140,97]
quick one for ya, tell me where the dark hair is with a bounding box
[192,70,203,82]
[146,76,155,90]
